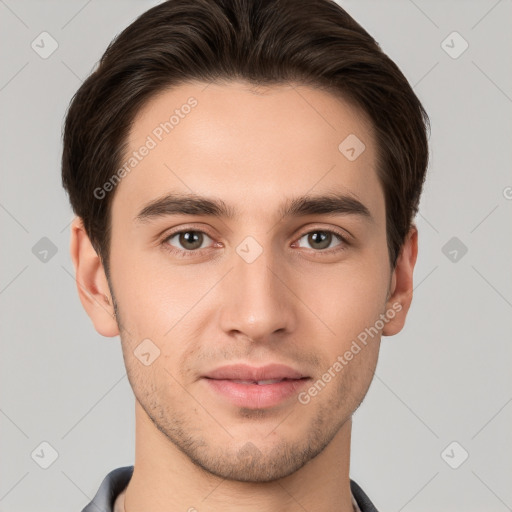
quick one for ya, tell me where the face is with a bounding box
[103,81,394,481]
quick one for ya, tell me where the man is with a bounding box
[62,0,429,510]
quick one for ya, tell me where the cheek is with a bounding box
[296,255,390,341]
[109,243,194,336]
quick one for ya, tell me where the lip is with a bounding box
[202,363,307,381]
[202,364,311,409]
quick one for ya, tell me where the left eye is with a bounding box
[295,230,345,251]
[165,230,213,251]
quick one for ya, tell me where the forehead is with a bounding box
[113,80,383,224]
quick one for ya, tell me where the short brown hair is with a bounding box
[62,0,430,274]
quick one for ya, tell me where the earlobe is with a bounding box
[70,217,120,338]
[382,225,418,337]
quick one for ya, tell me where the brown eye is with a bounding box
[296,230,346,251]
[166,230,212,251]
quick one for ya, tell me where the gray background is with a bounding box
[1,0,511,511]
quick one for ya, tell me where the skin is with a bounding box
[70,80,418,512]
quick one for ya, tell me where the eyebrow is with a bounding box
[134,192,372,223]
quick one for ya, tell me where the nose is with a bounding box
[218,240,297,343]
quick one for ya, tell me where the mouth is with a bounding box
[202,363,308,382]
[210,377,308,385]
[202,367,311,409]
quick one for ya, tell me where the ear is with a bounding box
[382,224,418,336]
[69,217,120,337]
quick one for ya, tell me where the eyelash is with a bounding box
[160,226,350,259]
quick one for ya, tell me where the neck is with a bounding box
[124,400,354,512]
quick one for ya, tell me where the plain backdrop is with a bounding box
[1,1,511,511]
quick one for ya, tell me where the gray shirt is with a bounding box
[81,465,379,512]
